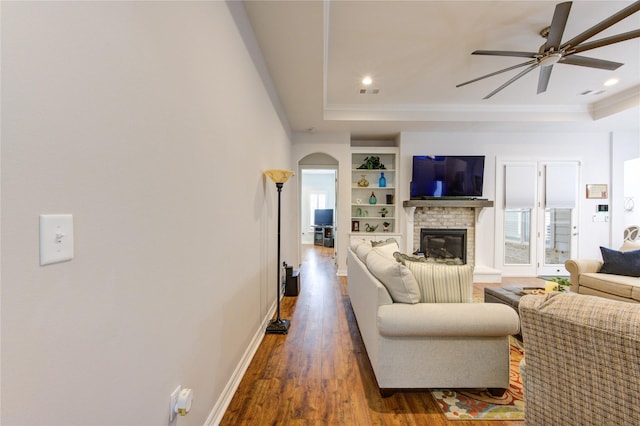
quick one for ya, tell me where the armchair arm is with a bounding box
[565,258,603,292]
[519,293,640,425]
[378,303,520,337]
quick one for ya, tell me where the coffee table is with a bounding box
[484,286,544,340]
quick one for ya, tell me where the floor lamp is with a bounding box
[264,169,294,334]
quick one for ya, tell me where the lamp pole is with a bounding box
[266,181,290,334]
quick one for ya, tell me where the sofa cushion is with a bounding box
[579,272,640,301]
[404,261,473,303]
[365,249,420,304]
[599,246,640,277]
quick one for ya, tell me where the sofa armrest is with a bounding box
[377,303,520,337]
[519,293,640,425]
[565,258,603,291]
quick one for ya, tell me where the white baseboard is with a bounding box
[474,265,502,283]
[205,302,276,425]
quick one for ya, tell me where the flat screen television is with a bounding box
[410,155,485,199]
[314,209,334,226]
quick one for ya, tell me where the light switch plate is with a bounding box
[39,214,74,265]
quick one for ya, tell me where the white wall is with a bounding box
[399,131,636,269]
[1,2,294,424]
[612,131,640,248]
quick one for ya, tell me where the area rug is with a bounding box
[431,343,525,420]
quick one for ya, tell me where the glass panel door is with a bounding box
[538,207,576,276]
[497,160,579,277]
[504,209,532,265]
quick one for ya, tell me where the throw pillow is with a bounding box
[620,240,640,252]
[393,252,464,266]
[372,241,400,259]
[350,238,365,252]
[599,246,640,277]
[393,252,429,265]
[355,241,373,263]
[365,250,420,304]
[371,237,399,247]
[404,260,473,303]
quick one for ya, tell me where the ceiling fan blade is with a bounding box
[570,29,640,55]
[537,66,553,94]
[456,60,537,88]
[545,1,572,50]
[483,63,539,99]
[560,0,640,50]
[472,50,538,58]
[561,55,623,70]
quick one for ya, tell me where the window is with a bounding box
[309,192,327,225]
[504,209,531,264]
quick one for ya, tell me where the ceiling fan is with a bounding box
[457,1,640,99]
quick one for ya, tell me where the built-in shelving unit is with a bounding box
[351,147,401,243]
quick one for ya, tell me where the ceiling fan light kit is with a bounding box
[539,52,563,67]
[457,1,640,99]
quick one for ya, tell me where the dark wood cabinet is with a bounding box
[314,226,334,247]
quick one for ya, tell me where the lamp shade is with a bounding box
[265,169,294,184]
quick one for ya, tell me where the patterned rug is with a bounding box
[431,342,525,420]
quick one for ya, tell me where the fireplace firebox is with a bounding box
[420,228,467,264]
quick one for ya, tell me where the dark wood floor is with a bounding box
[221,245,543,425]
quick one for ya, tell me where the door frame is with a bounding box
[495,159,580,277]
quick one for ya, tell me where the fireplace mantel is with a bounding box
[403,199,493,209]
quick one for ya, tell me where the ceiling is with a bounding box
[243,1,640,138]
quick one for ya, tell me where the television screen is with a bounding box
[410,156,485,199]
[314,209,334,226]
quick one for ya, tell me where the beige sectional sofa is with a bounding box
[565,241,640,303]
[347,238,520,395]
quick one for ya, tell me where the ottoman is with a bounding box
[484,286,543,340]
[484,286,528,311]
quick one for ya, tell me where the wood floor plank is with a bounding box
[220,245,534,425]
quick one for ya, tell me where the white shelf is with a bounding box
[351,148,399,236]
[351,216,395,222]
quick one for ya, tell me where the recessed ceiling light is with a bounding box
[604,78,619,87]
[362,76,373,86]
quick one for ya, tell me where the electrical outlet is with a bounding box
[169,385,181,422]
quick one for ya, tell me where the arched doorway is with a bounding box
[299,153,339,257]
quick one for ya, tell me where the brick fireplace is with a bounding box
[403,199,494,267]
[413,206,475,264]
[420,228,467,264]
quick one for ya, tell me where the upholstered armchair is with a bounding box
[519,293,640,426]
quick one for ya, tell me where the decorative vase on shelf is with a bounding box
[357,175,369,187]
[379,172,386,188]
[369,192,377,205]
